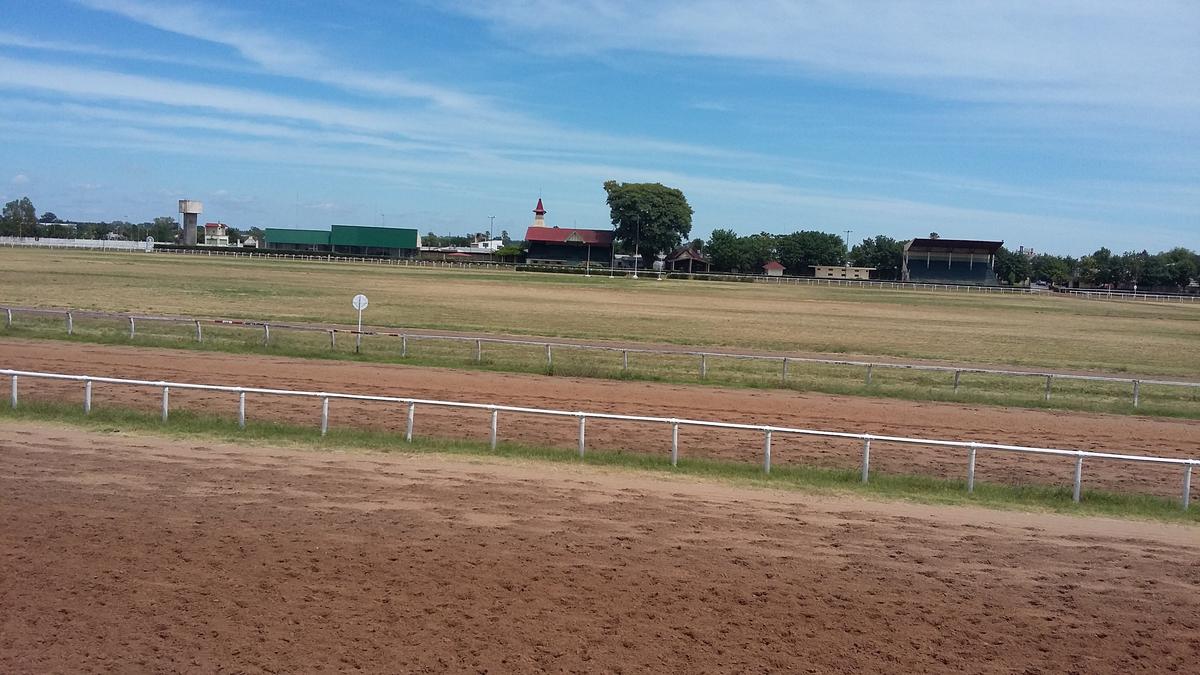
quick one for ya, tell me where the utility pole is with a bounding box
[489,215,495,244]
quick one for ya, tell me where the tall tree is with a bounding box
[1,197,38,237]
[603,180,693,258]
[38,211,59,223]
[775,231,845,274]
[993,247,1031,285]
[849,235,905,280]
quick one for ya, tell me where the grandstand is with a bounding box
[902,238,1003,285]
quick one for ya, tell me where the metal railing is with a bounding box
[1060,288,1200,304]
[4,305,1199,409]
[1,367,1194,509]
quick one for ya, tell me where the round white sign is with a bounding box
[352,294,369,310]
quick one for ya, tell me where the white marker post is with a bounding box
[352,294,369,354]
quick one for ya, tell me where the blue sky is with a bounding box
[0,0,1196,255]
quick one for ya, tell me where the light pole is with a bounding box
[632,210,646,280]
[488,215,495,245]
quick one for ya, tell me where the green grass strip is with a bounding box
[4,324,1197,420]
[1,401,1195,524]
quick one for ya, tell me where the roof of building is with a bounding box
[904,238,1003,254]
[203,222,225,229]
[524,226,613,245]
[812,264,876,270]
[533,198,546,215]
[666,242,708,262]
[763,261,785,271]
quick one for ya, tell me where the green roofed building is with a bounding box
[264,225,420,258]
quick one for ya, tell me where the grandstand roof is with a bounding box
[524,226,613,245]
[905,238,1003,254]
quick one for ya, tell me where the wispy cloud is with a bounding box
[11,173,29,185]
[76,0,484,110]
[452,1,1200,124]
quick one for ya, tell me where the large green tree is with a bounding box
[849,235,906,280]
[993,246,1032,285]
[775,231,845,274]
[1,197,38,237]
[603,180,693,258]
[705,229,775,273]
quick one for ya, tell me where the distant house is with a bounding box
[665,242,710,273]
[522,198,613,266]
[812,265,875,280]
[241,236,260,248]
[201,222,230,247]
[902,238,1003,285]
[763,261,785,277]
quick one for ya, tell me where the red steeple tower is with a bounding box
[531,197,548,228]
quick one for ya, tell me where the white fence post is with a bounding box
[476,339,483,363]
[160,386,169,422]
[953,370,961,393]
[781,357,789,384]
[4,308,11,328]
[1044,375,1052,401]
[329,330,336,350]
[83,379,92,415]
[670,421,679,467]
[489,407,498,450]
[699,354,707,379]
[8,375,14,408]
[238,391,246,429]
[763,429,772,474]
[546,344,553,368]
[128,317,136,338]
[405,402,415,441]
[195,320,203,342]
[861,437,872,483]
[66,312,73,336]
[577,415,586,458]
[622,350,629,371]
[865,364,873,386]
[967,443,977,493]
[1132,380,1141,408]
[1073,454,1084,503]
[263,323,270,346]
[1183,465,1193,510]
[400,334,407,357]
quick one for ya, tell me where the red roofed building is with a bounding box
[763,260,786,276]
[201,221,230,247]
[523,198,614,267]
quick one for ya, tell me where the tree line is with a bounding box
[0,196,264,244]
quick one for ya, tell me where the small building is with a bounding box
[763,261,785,277]
[665,242,710,273]
[902,238,1003,285]
[241,236,259,248]
[470,238,505,251]
[522,198,613,266]
[812,265,875,280]
[201,222,230,247]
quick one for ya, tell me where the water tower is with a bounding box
[178,199,202,245]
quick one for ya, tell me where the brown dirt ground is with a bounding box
[1,339,1198,498]
[1,423,1199,673]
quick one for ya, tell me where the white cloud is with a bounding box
[11,173,29,185]
[452,1,1200,123]
[76,0,484,111]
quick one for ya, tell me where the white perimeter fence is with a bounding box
[4,305,1199,409]
[1,237,153,252]
[1,368,1195,509]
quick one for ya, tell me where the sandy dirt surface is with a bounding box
[1,422,1197,673]
[1,339,1198,497]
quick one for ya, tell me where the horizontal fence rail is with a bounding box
[2,367,1195,509]
[3,305,1199,409]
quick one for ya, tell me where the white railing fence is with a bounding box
[1,368,1194,509]
[4,305,1199,409]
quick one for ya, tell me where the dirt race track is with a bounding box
[1,423,1198,672]
[1,340,1198,497]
